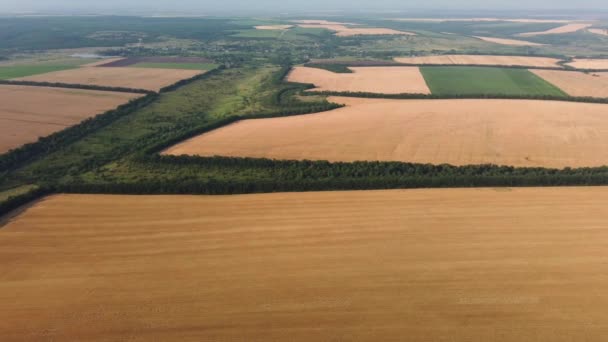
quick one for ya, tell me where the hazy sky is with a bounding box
[1,0,607,14]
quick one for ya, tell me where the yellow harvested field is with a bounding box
[392,18,577,23]
[589,28,608,36]
[292,19,351,25]
[15,67,203,91]
[473,36,544,46]
[394,54,561,67]
[518,23,593,36]
[4,188,608,341]
[566,58,608,69]
[531,69,608,98]
[164,97,608,168]
[254,25,293,30]
[297,24,414,36]
[0,85,139,153]
[286,66,430,94]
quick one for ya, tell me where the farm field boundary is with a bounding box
[300,91,608,103]
[0,68,224,172]
[0,79,153,94]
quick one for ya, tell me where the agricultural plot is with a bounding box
[254,25,293,30]
[287,66,430,94]
[0,85,140,153]
[0,64,77,79]
[3,188,608,341]
[589,28,608,36]
[15,67,204,92]
[391,18,576,23]
[472,36,543,46]
[164,97,608,168]
[565,58,608,70]
[294,20,414,36]
[394,54,562,68]
[420,66,567,96]
[518,23,593,36]
[98,56,213,68]
[530,70,608,98]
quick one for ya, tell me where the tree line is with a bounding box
[0,79,154,95]
[0,94,159,173]
[305,91,608,103]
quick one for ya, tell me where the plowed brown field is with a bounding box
[531,69,608,98]
[394,54,561,67]
[286,66,430,94]
[3,188,608,341]
[164,97,608,168]
[15,67,204,91]
[0,85,139,153]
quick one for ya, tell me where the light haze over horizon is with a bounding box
[1,0,608,15]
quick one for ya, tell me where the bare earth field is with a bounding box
[589,28,608,36]
[531,69,608,98]
[286,66,430,94]
[164,97,608,168]
[254,25,293,30]
[0,85,139,153]
[3,188,608,341]
[394,54,562,67]
[518,23,593,36]
[472,36,543,46]
[566,58,608,70]
[15,67,203,91]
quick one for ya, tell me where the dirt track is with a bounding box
[3,188,608,341]
[15,67,204,91]
[287,66,430,94]
[531,69,608,98]
[394,54,561,67]
[164,97,608,168]
[0,85,139,153]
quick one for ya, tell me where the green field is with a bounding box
[420,66,568,96]
[133,62,219,70]
[0,65,76,79]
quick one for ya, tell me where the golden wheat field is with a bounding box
[0,85,140,153]
[531,69,608,98]
[15,67,204,91]
[473,36,544,46]
[295,22,413,36]
[286,66,430,94]
[518,23,592,36]
[2,188,608,341]
[394,54,562,67]
[565,58,608,69]
[163,97,608,168]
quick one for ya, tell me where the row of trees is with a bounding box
[0,186,51,217]
[306,91,608,103]
[0,94,159,172]
[0,79,154,94]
